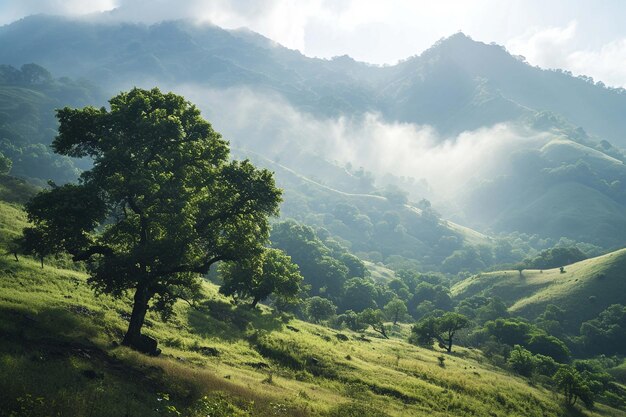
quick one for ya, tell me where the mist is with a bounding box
[173,85,552,203]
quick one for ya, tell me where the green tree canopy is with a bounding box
[507,345,537,377]
[359,308,389,339]
[219,248,303,308]
[409,312,470,352]
[305,296,337,323]
[0,152,12,175]
[553,366,594,409]
[384,298,408,325]
[340,278,377,312]
[523,246,587,270]
[270,220,352,297]
[580,304,626,355]
[21,88,282,353]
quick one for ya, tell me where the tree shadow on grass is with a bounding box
[0,304,102,350]
[559,404,595,417]
[0,304,192,417]
[186,298,284,342]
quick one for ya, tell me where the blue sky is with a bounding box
[2,0,626,86]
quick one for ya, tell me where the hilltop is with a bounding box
[452,249,626,330]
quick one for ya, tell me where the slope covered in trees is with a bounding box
[0,63,103,184]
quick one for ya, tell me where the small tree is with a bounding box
[16,226,60,268]
[409,316,438,347]
[553,366,594,409]
[219,248,303,308]
[409,312,470,352]
[384,298,408,325]
[337,309,367,332]
[507,345,536,377]
[305,296,336,323]
[359,308,389,339]
[436,312,470,352]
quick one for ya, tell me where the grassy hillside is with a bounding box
[452,249,626,330]
[462,133,626,248]
[0,67,103,185]
[1,199,623,416]
[495,182,626,247]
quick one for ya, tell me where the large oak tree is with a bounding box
[22,88,282,352]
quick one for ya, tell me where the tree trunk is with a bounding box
[374,325,389,339]
[251,296,260,308]
[40,256,44,269]
[122,284,151,349]
[447,336,453,353]
[393,312,399,325]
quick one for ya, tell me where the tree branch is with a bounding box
[127,195,148,246]
[156,255,228,276]
[72,245,114,262]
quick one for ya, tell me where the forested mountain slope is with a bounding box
[2,16,626,145]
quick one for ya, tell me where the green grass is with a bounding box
[493,182,626,247]
[0,198,29,248]
[0,199,624,416]
[452,249,626,330]
[364,261,396,283]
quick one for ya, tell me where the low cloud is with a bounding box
[508,21,626,88]
[0,0,116,23]
[175,86,550,200]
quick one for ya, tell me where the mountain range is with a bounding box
[2,14,626,248]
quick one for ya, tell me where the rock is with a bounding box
[286,325,300,332]
[135,335,161,356]
[335,333,349,341]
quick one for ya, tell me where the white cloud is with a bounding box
[568,39,626,87]
[173,85,549,200]
[507,21,577,68]
[0,0,116,23]
[507,21,626,88]
[2,0,626,87]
